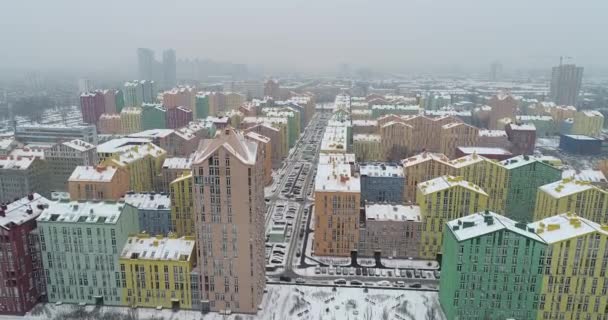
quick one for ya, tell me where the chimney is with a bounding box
[27,194,34,201]
[26,208,33,215]
[0,209,5,217]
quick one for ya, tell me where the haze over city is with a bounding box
[1,0,608,75]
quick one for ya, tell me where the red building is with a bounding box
[166,106,193,129]
[505,122,536,155]
[80,92,105,124]
[0,194,49,315]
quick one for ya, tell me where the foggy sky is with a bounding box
[1,0,607,74]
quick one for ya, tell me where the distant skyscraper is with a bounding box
[78,78,92,93]
[137,48,155,80]
[163,49,177,88]
[489,61,502,81]
[550,61,583,106]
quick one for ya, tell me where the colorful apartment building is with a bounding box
[440,211,546,320]
[68,165,130,201]
[123,193,172,236]
[353,134,382,162]
[416,175,489,259]
[439,122,479,158]
[243,123,283,168]
[160,157,192,193]
[571,110,604,137]
[245,131,273,186]
[379,121,413,161]
[80,91,105,125]
[119,234,196,309]
[241,117,289,162]
[358,203,421,258]
[45,140,98,192]
[501,155,562,222]
[38,200,139,305]
[534,178,608,224]
[166,106,193,129]
[0,194,49,315]
[359,163,404,203]
[120,107,143,134]
[162,86,196,110]
[195,93,210,119]
[192,127,266,313]
[223,92,245,111]
[0,154,47,203]
[529,214,608,320]
[259,108,300,148]
[103,143,167,192]
[487,92,517,130]
[314,161,361,257]
[97,113,122,134]
[506,123,536,155]
[401,152,452,202]
[141,103,167,130]
[169,173,194,237]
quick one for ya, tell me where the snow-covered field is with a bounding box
[1,285,445,320]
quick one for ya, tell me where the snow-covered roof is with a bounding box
[449,154,486,168]
[516,115,553,121]
[447,211,543,242]
[529,213,608,244]
[457,147,512,156]
[539,178,598,198]
[315,163,360,193]
[478,130,507,137]
[353,134,381,142]
[401,152,450,167]
[69,165,120,182]
[38,200,131,224]
[62,139,96,152]
[563,134,600,141]
[365,204,420,222]
[193,127,257,166]
[120,235,195,262]
[0,193,50,230]
[0,155,37,170]
[318,153,356,165]
[418,175,487,195]
[351,120,378,127]
[97,137,152,154]
[508,123,536,131]
[123,193,170,211]
[130,129,175,139]
[162,156,193,170]
[360,163,403,177]
[321,126,347,153]
[114,143,166,165]
[500,155,554,169]
[562,170,607,183]
[245,131,271,144]
[581,110,604,118]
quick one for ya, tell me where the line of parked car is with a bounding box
[314,266,439,280]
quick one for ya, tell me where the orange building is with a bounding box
[68,165,130,200]
[97,113,122,134]
[401,152,452,202]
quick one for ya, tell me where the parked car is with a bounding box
[334,279,347,285]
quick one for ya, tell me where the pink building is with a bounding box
[97,113,122,134]
[477,129,511,149]
[101,89,118,114]
[506,123,536,155]
[0,194,49,315]
[162,86,196,110]
[80,92,105,124]
[166,106,193,129]
[487,92,517,129]
[244,123,282,168]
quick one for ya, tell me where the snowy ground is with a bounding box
[0,285,445,320]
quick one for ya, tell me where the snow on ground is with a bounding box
[536,137,559,148]
[2,285,444,320]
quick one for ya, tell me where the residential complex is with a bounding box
[192,127,266,313]
[359,163,404,203]
[0,194,49,315]
[571,110,604,137]
[38,200,139,305]
[15,124,98,145]
[169,173,194,237]
[534,178,608,224]
[123,193,172,236]
[68,165,130,201]
[119,234,196,309]
[44,139,98,192]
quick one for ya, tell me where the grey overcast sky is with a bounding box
[1,0,607,73]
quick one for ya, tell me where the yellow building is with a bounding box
[401,152,452,202]
[313,161,361,257]
[353,134,382,162]
[534,178,608,224]
[120,107,143,134]
[529,213,608,320]
[571,110,604,137]
[120,233,197,309]
[450,154,508,214]
[169,173,194,237]
[439,122,479,158]
[103,143,167,192]
[416,175,489,259]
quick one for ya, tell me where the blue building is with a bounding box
[559,134,602,155]
[123,192,172,235]
[359,163,405,203]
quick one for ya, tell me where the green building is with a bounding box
[440,211,546,320]
[195,94,210,119]
[141,103,167,130]
[501,155,562,222]
[115,90,125,113]
[37,200,140,306]
[260,107,300,148]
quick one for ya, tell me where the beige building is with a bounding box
[358,204,421,258]
[245,132,273,186]
[379,121,414,160]
[439,122,479,158]
[352,134,382,162]
[401,152,452,202]
[44,139,98,192]
[160,157,193,193]
[192,127,265,314]
[314,160,361,257]
[223,92,246,111]
[97,113,122,134]
[68,165,130,200]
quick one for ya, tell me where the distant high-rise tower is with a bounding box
[192,127,266,314]
[163,49,177,88]
[78,79,92,93]
[137,48,155,80]
[489,61,502,81]
[550,59,583,106]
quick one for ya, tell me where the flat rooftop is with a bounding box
[0,193,50,230]
[562,169,607,183]
[457,147,512,156]
[69,165,119,182]
[162,156,193,170]
[418,175,487,196]
[401,152,450,168]
[318,153,356,165]
[360,163,404,177]
[529,213,608,244]
[38,200,131,224]
[539,178,600,198]
[315,163,360,193]
[97,137,152,154]
[123,193,170,211]
[62,139,96,152]
[353,134,381,142]
[365,204,420,222]
[120,234,195,262]
[448,211,543,242]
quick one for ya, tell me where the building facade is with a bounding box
[68,165,130,201]
[123,193,172,236]
[169,173,194,237]
[44,139,98,192]
[534,178,608,224]
[550,63,584,106]
[359,163,404,203]
[191,128,266,313]
[358,204,421,258]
